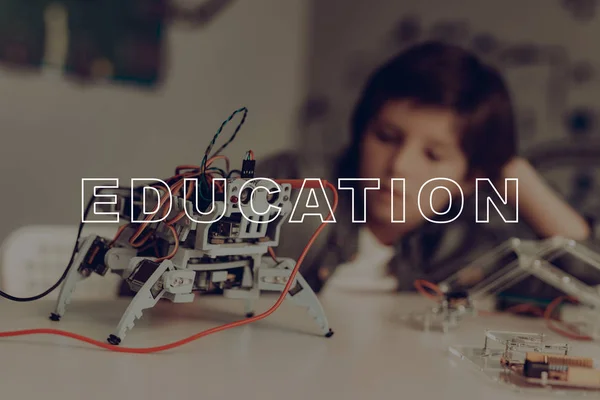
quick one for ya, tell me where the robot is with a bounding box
[49,161,334,345]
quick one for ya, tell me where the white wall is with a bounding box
[0,0,310,243]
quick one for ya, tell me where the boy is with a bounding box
[256,41,589,295]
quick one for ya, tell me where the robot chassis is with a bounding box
[410,236,600,335]
[49,177,333,345]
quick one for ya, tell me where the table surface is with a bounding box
[0,289,598,400]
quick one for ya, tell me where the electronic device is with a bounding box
[449,329,600,394]
[407,236,600,340]
[43,108,335,346]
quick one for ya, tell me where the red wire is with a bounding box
[0,181,338,354]
[543,296,593,341]
[268,247,278,262]
[413,279,444,301]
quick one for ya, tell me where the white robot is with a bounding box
[49,173,333,345]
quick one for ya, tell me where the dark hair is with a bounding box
[339,41,517,182]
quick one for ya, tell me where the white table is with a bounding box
[0,290,598,400]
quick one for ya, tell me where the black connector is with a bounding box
[445,290,469,300]
[241,160,256,178]
[523,360,568,378]
[524,360,545,378]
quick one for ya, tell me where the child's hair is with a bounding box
[340,41,517,182]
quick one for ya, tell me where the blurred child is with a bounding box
[257,41,589,296]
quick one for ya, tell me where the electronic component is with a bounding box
[125,259,162,296]
[407,237,600,339]
[525,352,595,368]
[522,361,600,387]
[448,330,600,393]
[241,159,255,178]
[405,297,475,333]
[77,237,110,277]
[444,290,470,307]
[526,363,596,382]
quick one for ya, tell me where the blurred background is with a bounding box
[0,0,309,244]
[301,0,600,232]
[0,0,600,293]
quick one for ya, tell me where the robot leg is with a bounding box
[257,257,333,337]
[220,291,258,318]
[50,235,108,321]
[222,287,259,318]
[222,265,259,318]
[107,259,173,345]
[244,300,255,318]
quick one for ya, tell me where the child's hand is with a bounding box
[499,156,590,241]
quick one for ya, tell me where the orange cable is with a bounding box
[543,296,593,341]
[413,279,444,301]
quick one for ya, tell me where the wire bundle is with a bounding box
[113,108,250,261]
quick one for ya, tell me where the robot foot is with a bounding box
[107,334,121,346]
[243,299,255,319]
[258,257,333,337]
[109,259,172,344]
[285,274,332,337]
[49,313,61,322]
[52,235,106,319]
